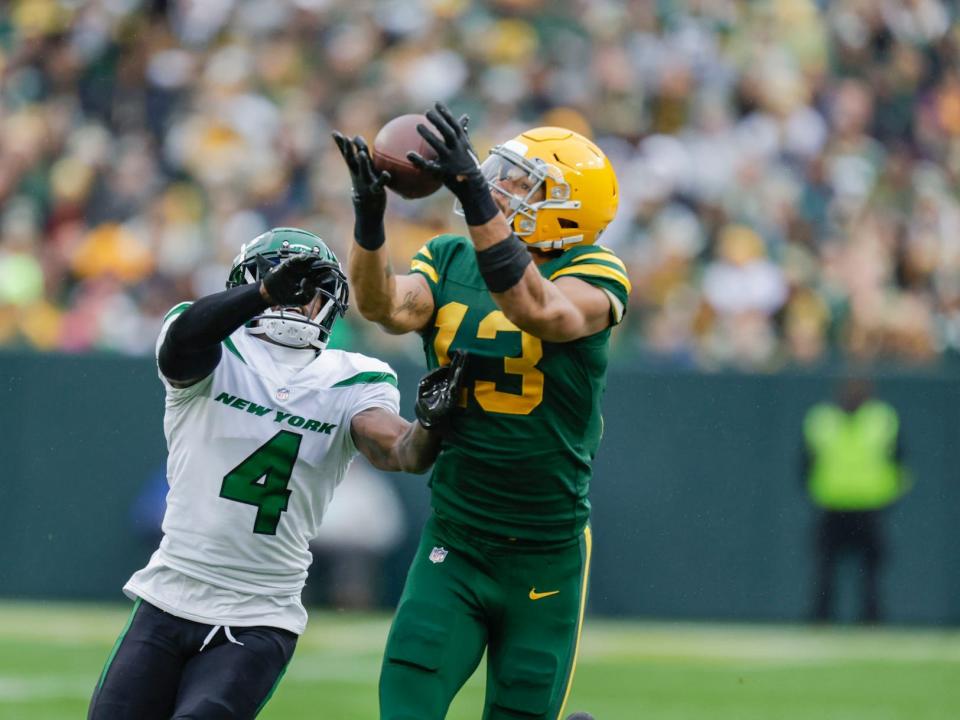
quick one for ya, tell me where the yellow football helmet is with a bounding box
[477,127,619,250]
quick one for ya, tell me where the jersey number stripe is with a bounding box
[433,301,544,415]
[219,430,302,534]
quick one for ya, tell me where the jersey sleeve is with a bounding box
[327,353,403,459]
[350,378,401,419]
[329,353,402,421]
[548,245,632,324]
[408,233,465,301]
[155,301,214,400]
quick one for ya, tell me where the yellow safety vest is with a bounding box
[803,400,901,511]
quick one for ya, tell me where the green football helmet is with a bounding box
[227,227,349,351]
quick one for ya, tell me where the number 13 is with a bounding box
[433,301,543,415]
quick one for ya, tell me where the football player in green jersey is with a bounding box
[333,103,630,720]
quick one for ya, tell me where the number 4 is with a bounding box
[220,430,302,534]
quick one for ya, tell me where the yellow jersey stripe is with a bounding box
[410,259,439,284]
[557,525,593,720]
[415,244,433,260]
[550,264,632,295]
[572,251,628,273]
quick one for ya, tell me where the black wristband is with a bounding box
[353,194,387,250]
[458,172,500,227]
[475,234,532,293]
[354,212,386,250]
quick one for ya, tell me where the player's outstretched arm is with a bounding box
[347,244,434,335]
[351,410,439,474]
[349,353,466,473]
[159,254,330,387]
[159,284,269,388]
[332,131,434,335]
[411,103,611,342]
[473,227,613,342]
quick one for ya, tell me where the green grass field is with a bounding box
[0,601,957,720]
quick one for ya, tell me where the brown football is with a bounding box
[372,114,443,199]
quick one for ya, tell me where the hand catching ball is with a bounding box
[372,114,444,199]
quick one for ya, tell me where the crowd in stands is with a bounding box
[1,0,958,370]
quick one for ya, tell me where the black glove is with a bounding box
[415,351,468,430]
[408,103,499,226]
[259,253,329,307]
[332,131,390,250]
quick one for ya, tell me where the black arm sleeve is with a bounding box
[158,284,268,383]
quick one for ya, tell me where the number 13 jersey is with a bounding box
[125,309,399,633]
[410,234,631,544]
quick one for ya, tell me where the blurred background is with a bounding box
[2,0,960,367]
[1,0,959,718]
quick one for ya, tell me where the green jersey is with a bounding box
[409,234,631,543]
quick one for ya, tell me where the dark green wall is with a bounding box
[2,352,958,624]
[589,371,960,624]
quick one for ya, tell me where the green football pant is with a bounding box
[379,514,592,720]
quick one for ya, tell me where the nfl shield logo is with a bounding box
[276,388,290,401]
[429,546,448,564]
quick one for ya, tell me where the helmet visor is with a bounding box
[480,153,547,213]
[458,147,571,237]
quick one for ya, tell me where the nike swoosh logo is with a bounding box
[529,588,560,601]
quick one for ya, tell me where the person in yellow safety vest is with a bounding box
[802,377,910,623]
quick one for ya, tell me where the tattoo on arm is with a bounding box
[393,287,431,321]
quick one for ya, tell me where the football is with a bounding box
[372,114,443,199]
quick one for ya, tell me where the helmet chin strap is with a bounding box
[248,302,334,351]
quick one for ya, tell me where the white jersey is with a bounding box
[125,303,400,633]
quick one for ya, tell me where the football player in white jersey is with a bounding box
[89,227,465,720]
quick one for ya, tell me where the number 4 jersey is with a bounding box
[410,234,631,544]
[125,308,400,634]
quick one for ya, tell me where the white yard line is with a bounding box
[577,623,960,663]
[0,677,93,702]
[1,602,958,665]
